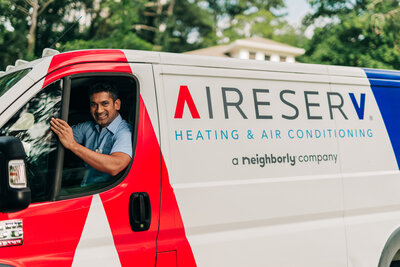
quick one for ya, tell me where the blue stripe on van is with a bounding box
[364,68,400,169]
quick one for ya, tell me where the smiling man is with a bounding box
[50,81,132,186]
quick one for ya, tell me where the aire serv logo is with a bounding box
[173,85,366,120]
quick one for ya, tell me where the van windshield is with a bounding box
[0,68,31,98]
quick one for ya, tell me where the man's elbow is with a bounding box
[109,167,124,176]
[108,160,131,176]
[105,153,131,176]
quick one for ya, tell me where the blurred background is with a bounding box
[1,0,400,70]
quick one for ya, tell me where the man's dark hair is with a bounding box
[88,81,119,102]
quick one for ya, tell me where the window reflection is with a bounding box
[0,81,62,202]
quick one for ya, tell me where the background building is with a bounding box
[185,36,305,63]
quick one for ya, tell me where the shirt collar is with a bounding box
[94,114,122,134]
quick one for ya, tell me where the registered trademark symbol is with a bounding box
[369,115,373,120]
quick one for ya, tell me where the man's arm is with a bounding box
[50,118,131,176]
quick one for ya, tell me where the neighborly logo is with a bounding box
[174,85,366,120]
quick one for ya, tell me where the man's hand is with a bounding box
[50,118,77,150]
[50,118,130,175]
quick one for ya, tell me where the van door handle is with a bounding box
[129,192,151,232]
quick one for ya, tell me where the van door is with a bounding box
[0,61,161,267]
[154,63,347,267]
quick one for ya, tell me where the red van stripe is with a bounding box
[43,50,130,87]
[36,50,196,266]
[47,50,128,74]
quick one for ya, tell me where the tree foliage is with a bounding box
[0,0,307,69]
[1,0,86,68]
[59,0,153,52]
[136,0,215,52]
[301,0,400,69]
[212,0,290,42]
[0,0,28,68]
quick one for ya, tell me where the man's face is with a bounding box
[90,91,121,128]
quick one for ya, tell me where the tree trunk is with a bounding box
[27,0,39,56]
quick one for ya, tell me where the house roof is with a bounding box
[184,36,305,57]
[184,44,231,57]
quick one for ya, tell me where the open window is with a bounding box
[59,74,138,198]
[0,73,138,202]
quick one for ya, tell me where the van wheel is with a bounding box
[391,261,400,267]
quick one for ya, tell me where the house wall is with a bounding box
[230,48,298,63]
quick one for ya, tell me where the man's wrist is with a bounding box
[67,141,79,152]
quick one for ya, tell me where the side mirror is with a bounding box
[0,136,31,213]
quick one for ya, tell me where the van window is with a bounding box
[59,75,137,197]
[0,81,62,202]
[0,75,137,201]
[0,69,31,98]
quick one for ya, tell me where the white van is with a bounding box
[0,49,399,267]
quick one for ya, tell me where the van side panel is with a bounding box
[338,68,400,267]
[155,64,347,267]
[4,48,400,266]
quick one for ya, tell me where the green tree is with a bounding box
[301,0,400,69]
[214,0,288,42]
[273,23,308,48]
[133,0,215,52]
[0,0,305,70]
[59,0,153,51]
[60,0,216,53]
[157,0,215,52]
[0,0,88,69]
[0,0,29,69]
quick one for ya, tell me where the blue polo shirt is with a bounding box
[72,114,133,186]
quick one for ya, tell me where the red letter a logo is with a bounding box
[174,85,200,119]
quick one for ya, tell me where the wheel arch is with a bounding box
[379,227,400,267]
